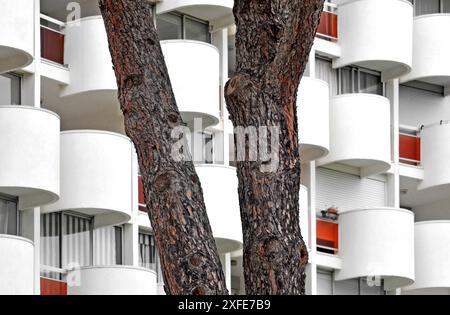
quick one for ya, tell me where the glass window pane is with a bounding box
[443,0,450,13]
[228,33,236,77]
[340,67,353,94]
[40,213,61,279]
[0,74,21,105]
[414,0,440,15]
[62,214,92,269]
[157,13,182,40]
[315,58,338,96]
[185,17,209,43]
[139,232,156,271]
[93,225,122,266]
[359,71,383,95]
[0,198,17,235]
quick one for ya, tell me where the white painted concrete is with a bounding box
[403,221,450,295]
[401,14,450,87]
[0,235,34,295]
[334,0,413,81]
[0,0,34,73]
[298,77,330,162]
[61,16,117,97]
[42,130,134,228]
[157,0,233,21]
[418,123,450,191]
[68,266,156,295]
[335,207,415,290]
[318,94,391,177]
[300,185,309,251]
[0,106,60,209]
[195,165,242,253]
[162,40,220,128]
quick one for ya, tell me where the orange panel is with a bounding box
[40,27,65,64]
[316,219,339,250]
[40,278,67,295]
[399,134,421,164]
[317,11,338,40]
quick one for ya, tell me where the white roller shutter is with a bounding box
[316,167,387,213]
[317,270,333,295]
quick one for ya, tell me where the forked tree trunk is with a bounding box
[99,0,228,295]
[225,0,324,295]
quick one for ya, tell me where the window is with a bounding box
[139,232,157,271]
[0,73,21,105]
[338,66,383,96]
[156,12,210,43]
[315,57,338,96]
[40,212,123,280]
[228,33,236,77]
[203,133,214,164]
[0,194,18,235]
[410,0,450,15]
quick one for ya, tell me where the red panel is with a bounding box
[40,278,67,295]
[41,27,65,64]
[317,11,338,40]
[399,134,421,165]
[316,219,339,251]
[138,175,148,212]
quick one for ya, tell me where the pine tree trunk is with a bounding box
[99,0,228,295]
[225,0,324,295]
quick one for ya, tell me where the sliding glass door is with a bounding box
[0,195,18,235]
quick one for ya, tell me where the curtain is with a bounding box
[93,226,122,266]
[414,0,440,15]
[0,198,17,235]
[40,213,61,279]
[315,58,338,96]
[139,233,156,271]
[443,0,450,12]
[62,214,92,269]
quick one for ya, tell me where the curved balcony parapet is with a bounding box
[403,221,450,295]
[41,130,135,228]
[157,0,233,20]
[401,14,450,89]
[418,122,450,191]
[317,94,391,177]
[0,235,34,295]
[335,207,415,290]
[0,0,34,73]
[195,165,242,253]
[334,0,413,81]
[61,16,117,98]
[0,106,60,209]
[161,40,220,129]
[298,77,330,162]
[67,266,156,295]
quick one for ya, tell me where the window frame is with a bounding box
[156,11,211,43]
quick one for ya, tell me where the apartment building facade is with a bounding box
[0,0,449,295]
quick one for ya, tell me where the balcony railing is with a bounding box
[400,132,421,166]
[317,2,338,42]
[40,277,67,295]
[316,218,339,255]
[40,14,65,65]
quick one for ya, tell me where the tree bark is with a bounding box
[225,0,324,295]
[99,0,228,295]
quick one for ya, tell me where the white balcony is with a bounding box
[403,221,450,295]
[334,0,413,81]
[317,94,391,177]
[157,0,233,21]
[0,0,34,73]
[68,266,156,295]
[0,235,34,295]
[0,106,60,209]
[335,207,415,290]
[42,131,135,228]
[195,165,242,253]
[162,40,220,129]
[298,77,330,162]
[61,16,117,98]
[418,122,450,191]
[299,185,309,251]
[401,14,450,90]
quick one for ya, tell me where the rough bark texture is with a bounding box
[99,0,228,295]
[225,0,324,295]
